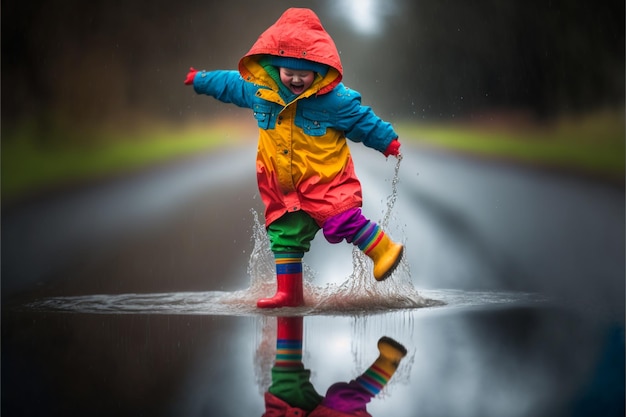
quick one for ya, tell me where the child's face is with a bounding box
[279,67,315,95]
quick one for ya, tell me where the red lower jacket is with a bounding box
[263,393,372,417]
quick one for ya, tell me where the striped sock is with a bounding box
[355,364,392,396]
[275,338,303,368]
[275,252,303,275]
[353,222,384,255]
[275,316,303,368]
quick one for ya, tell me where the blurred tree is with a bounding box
[1,0,623,140]
[379,0,624,120]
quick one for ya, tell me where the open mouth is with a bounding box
[290,84,305,94]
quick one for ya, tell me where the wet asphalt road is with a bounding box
[2,142,624,416]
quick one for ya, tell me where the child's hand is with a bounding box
[383,138,401,157]
[184,67,198,85]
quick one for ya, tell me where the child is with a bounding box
[185,8,404,308]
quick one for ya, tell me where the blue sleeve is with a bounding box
[333,85,398,153]
[193,70,257,109]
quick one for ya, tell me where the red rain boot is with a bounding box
[257,272,304,308]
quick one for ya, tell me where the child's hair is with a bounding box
[267,56,329,76]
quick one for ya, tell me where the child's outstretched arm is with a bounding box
[333,85,401,157]
[183,67,257,109]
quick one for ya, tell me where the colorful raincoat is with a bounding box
[193,8,398,227]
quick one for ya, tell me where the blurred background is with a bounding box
[2,2,624,416]
[2,0,624,203]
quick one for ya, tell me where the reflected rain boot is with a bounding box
[275,316,304,367]
[263,316,323,415]
[314,336,408,415]
[354,222,404,281]
[355,336,408,397]
[257,253,304,308]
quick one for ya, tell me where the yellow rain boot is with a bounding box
[355,336,407,396]
[376,336,408,372]
[366,233,404,281]
[354,221,404,281]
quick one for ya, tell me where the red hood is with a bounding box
[239,8,343,94]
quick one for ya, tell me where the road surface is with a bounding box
[2,141,624,416]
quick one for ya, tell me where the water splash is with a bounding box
[219,207,435,314]
[240,154,435,314]
[309,248,433,313]
[304,154,436,313]
[381,153,403,230]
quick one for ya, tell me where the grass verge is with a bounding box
[397,110,624,183]
[1,123,247,204]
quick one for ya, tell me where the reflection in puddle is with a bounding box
[256,315,408,416]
